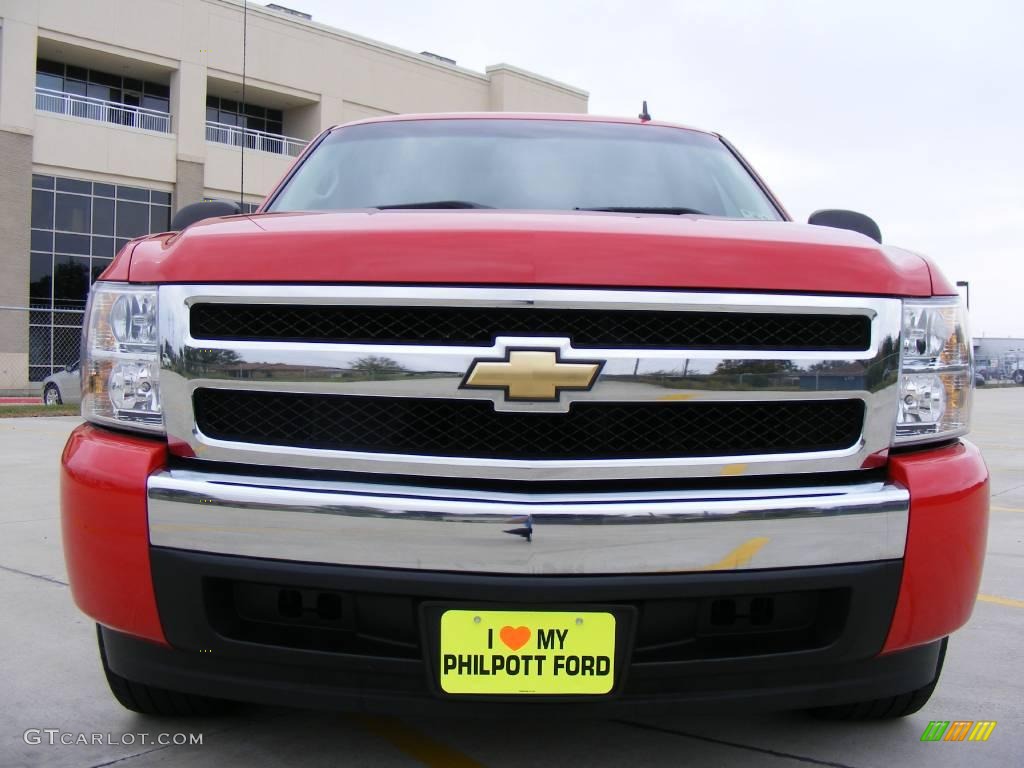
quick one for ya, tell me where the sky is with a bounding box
[283,0,1023,337]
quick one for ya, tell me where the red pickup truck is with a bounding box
[61,113,988,719]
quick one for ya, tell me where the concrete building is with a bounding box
[0,0,588,391]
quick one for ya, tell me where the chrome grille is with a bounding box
[159,286,902,481]
[189,303,871,351]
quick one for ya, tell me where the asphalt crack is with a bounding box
[81,720,255,767]
[614,719,861,768]
[85,743,175,768]
[992,480,1024,498]
[0,562,68,586]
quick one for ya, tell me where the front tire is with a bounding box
[809,637,947,720]
[98,626,230,716]
[43,384,62,405]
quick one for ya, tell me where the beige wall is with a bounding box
[171,61,208,163]
[0,129,31,389]
[487,65,589,113]
[0,15,35,382]
[33,113,177,182]
[340,101,396,123]
[204,141,294,199]
[175,158,205,211]
[283,102,322,144]
[0,12,37,134]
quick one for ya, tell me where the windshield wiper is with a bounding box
[576,206,707,215]
[374,200,494,210]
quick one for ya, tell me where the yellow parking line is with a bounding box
[977,593,1024,609]
[720,463,748,477]
[990,505,1023,513]
[355,716,484,768]
[706,537,770,570]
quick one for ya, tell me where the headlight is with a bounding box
[81,283,163,433]
[895,297,971,445]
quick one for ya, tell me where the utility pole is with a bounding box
[956,280,970,309]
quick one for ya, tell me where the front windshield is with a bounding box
[267,119,782,220]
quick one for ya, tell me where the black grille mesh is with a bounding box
[193,389,865,460]
[190,304,871,351]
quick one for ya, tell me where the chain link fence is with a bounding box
[1,305,85,384]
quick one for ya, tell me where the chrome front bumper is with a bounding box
[147,470,909,575]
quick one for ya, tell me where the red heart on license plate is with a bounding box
[499,625,531,651]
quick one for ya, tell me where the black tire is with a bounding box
[43,383,62,406]
[97,626,231,716]
[809,638,947,720]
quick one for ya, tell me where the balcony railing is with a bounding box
[206,121,308,157]
[35,87,172,133]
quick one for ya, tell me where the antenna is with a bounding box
[239,0,248,208]
[638,100,651,122]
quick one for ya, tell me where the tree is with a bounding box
[349,355,407,378]
[182,347,243,375]
[713,359,798,376]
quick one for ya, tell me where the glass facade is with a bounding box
[23,63,295,384]
[206,96,283,135]
[36,59,170,114]
[28,174,171,381]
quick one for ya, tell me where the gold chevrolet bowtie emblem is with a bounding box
[462,350,603,401]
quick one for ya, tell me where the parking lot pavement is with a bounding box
[1,390,1022,768]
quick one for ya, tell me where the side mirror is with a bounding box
[171,200,242,231]
[808,209,882,244]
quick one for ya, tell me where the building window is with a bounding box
[28,174,171,381]
[35,58,171,133]
[205,96,306,156]
[206,96,283,135]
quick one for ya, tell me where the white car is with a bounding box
[42,360,81,406]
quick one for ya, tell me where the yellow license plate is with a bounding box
[439,610,616,695]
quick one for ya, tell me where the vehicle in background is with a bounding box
[974,357,1024,385]
[42,360,80,405]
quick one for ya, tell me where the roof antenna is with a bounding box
[638,100,651,122]
[239,0,248,209]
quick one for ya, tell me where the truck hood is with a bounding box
[125,210,942,296]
